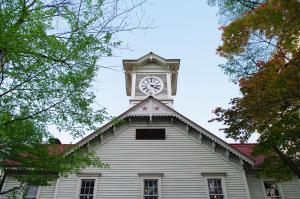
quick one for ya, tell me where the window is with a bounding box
[23,185,39,199]
[263,181,281,199]
[143,179,159,199]
[79,179,95,199]
[139,174,162,199]
[136,129,165,140]
[207,178,225,199]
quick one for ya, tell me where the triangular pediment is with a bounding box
[127,97,174,117]
[74,97,254,166]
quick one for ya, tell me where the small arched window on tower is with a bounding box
[136,129,166,140]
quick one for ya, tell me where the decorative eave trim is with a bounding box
[70,97,254,166]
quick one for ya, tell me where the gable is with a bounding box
[73,97,254,167]
[93,121,245,172]
[54,120,252,199]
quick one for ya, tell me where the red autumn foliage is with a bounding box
[239,77,248,88]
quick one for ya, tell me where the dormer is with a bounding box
[123,52,180,106]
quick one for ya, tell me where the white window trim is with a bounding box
[204,175,228,199]
[53,177,61,199]
[76,176,99,199]
[0,175,7,194]
[139,174,162,199]
[36,186,41,199]
[260,179,285,199]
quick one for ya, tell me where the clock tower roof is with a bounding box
[123,52,180,97]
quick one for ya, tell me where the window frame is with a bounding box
[204,176,228,199]
[261,180,284,199]
[23,185,40,199]
[76,177,98,199]
[140,175,162,199]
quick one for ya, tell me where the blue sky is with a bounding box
[53,0,257,143]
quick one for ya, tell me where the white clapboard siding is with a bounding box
[246,174,265,199]
[0,176,56,199]
[0,175,22,199]
[55,174,78,199]
[39,180,56,199]
[246,173,300,199]
[56,124,250,199]
[281,177,300,199]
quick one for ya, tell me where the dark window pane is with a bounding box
[264,181,280,197]
[153,187,158,195]
[207,178,224,199]
[24,185,38,199]
[210,196,224,199]
[144,179,158,198]
[208,179,223,194]
[79,179,95,199]
[136,129,166,140]
[145,197,158,199]
[80,196,93,199]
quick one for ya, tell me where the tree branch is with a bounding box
[4,97,68,126]
[0,49,5,87]
[0,184,24,195]
[236,0,260,9]
[273,146,300,179]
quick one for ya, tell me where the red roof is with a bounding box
[47,144,74,154]
[3,144,75,166]
[230,144,264,166]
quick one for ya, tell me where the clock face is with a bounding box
[139,76,164,95]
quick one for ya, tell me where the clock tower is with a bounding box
[123,52,180,106]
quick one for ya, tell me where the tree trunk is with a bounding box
[273,146,300,179]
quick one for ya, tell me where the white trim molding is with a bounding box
[0,175,7,194]
[53,177,61,199]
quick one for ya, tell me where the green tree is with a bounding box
[208,0,300,180]
[0,0,146,195]
[0,118,108,196]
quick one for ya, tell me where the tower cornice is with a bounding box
[123,52,180,97]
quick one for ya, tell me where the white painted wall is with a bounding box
[2,120,299,199]
[246,173,300,199]
[0,176,56,199]
[56,122,250,199]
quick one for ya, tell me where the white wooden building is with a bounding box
[1,53,300,199]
